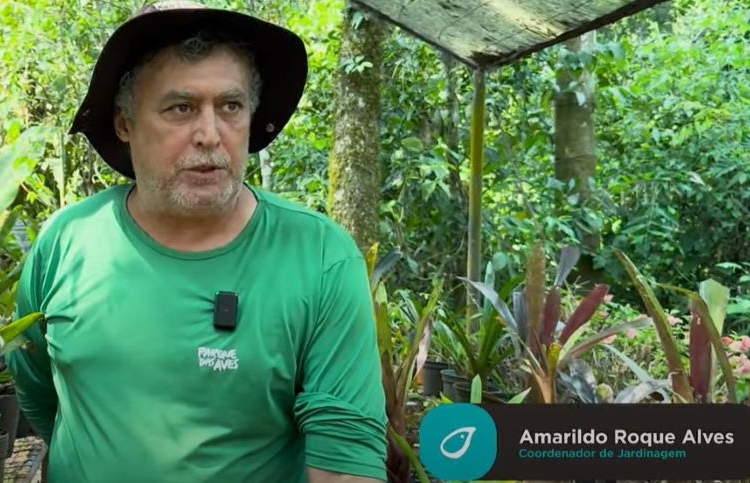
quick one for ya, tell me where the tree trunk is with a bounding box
[328,5,385,255]
[554,31,600,285]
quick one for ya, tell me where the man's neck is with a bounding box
[126,185,257,252]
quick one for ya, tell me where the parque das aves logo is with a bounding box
[419,403,497,481]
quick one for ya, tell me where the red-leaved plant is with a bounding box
[463,241,648,403]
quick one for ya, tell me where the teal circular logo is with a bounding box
[419,403,497,480]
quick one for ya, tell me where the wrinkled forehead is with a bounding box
[132,46,252,98]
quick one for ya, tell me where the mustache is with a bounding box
[176,151,231,170]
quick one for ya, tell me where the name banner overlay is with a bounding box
[418,403,750,481]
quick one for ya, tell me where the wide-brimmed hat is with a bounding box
[69,0,308,179]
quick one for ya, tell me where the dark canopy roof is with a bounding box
[351,0,668,69]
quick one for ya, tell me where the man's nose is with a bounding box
[193,109,221,149]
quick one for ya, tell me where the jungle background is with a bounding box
[1,0,750,481]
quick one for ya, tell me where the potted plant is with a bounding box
[0,422,8,481]
[462,242,650,403]
[418,319,467,398]
[418,358,448,397]
[432,260,520,403]
[0,359,20,458]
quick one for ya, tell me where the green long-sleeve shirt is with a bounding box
[7,183,387,482]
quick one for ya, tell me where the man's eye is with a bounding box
[224,101,243,113]
[169,104,191,114]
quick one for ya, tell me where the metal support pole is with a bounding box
[466,68,486,328]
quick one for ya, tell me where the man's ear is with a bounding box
[114,108,132,142]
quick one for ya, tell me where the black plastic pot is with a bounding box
[453,381,513,403]
[440,369,469,401]
[0,391,20,457]
[16,409,33,438]
[0,428,8,481]
[421,360,449,396]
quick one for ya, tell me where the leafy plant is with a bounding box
[464,242,648,403]
[366,243,439,483]
[617,250,740,403]
[0,129,47,414]
[433,261,519,392]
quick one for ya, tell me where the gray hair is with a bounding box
[114,33,262,121]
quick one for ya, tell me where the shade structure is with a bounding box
[349,0,668,322]
[351,0,668,69]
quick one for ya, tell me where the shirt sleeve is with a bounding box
[6,243,58,444]
[294,254,387,481]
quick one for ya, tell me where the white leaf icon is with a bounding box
[439,426,477,460]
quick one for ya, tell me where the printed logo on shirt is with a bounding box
[197,346,240,371]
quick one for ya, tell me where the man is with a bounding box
[8,2,387,482]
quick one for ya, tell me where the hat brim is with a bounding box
[69,8,308,179]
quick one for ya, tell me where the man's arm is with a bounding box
[307,466,383,483]
[6,244,58,444]
[294,253,388,481]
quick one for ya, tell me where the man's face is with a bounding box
[115,45,253,216]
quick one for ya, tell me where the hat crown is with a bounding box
[135,1,206,17]
[70,0,308,179]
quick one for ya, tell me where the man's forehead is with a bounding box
[142,55,251,98]
[144,44,251,75]
[160,88,248,101]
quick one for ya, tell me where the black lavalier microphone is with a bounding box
[213,291,238,331]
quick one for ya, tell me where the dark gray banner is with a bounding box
[479,403,750,480]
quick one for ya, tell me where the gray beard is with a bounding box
[137,151,246,217]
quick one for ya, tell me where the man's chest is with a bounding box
[40,252,317,424]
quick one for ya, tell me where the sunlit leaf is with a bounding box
[470,374,482,403]
[506,387,531,404]
[615,380,671,404]
[0,312,44,350]
[0,126,50,213]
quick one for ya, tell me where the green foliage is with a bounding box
[591,0,750,313]
[2,0,748,415]
[6,0,749,336]
[457,244,648,403]
[0,129,46,356]
[366,242,439,483]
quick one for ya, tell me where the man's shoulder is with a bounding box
[35,184,128,245]
[254,187,362,261]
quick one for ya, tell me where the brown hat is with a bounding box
[69,1,308,179]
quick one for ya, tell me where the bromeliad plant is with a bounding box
[433,261,520,392]
[463,242,649,403]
